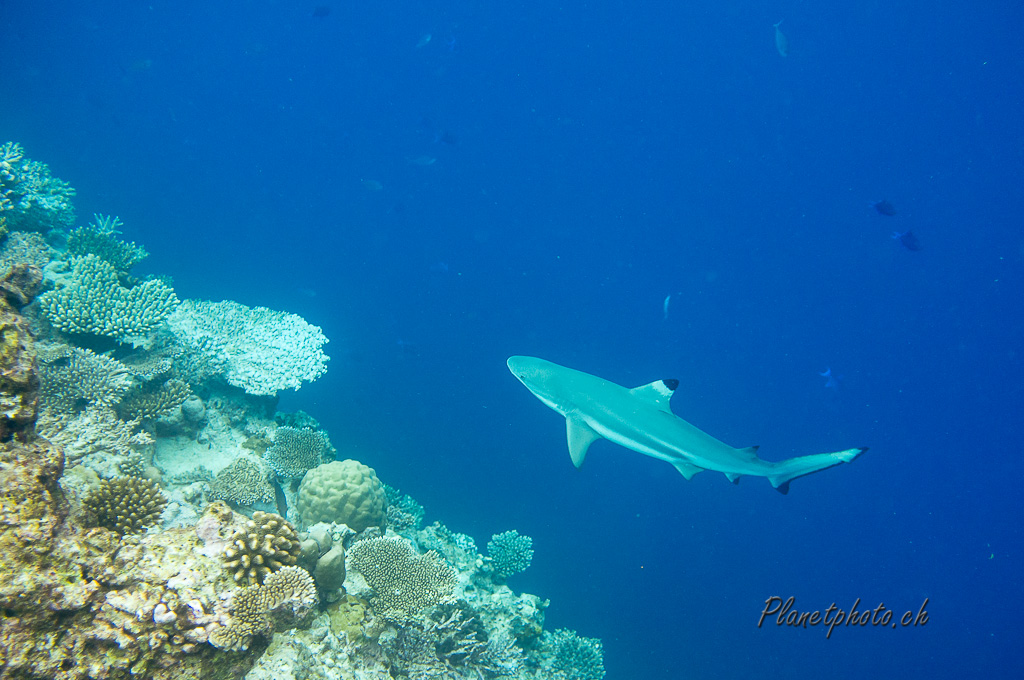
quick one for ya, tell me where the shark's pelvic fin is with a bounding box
[628,379,679,411]
[725,472,742,484]
[566,416,601,468]
[671,459,704,480]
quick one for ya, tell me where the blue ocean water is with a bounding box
[2,1,1022,677]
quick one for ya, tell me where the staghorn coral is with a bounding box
[223,510,301,585]
[38,343,133,413]
[119,377,191,420]
[210,456,276,507]
[487,530,534,581]
[0,229,53,272]
[348,536,457,621]
[296,459,387,532]
[118,450,147,478]
[384,484,426,533]
[167,299,328,396]
[209,565,319,652]
[379,606,525,679]
[38,254,178,342]
[84,476,168,534]
[264,425,332,480]
[0,297,39,441]
[65,213,148,273]
[36,404,152,465]
[0,142,76,232]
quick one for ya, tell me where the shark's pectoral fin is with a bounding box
[566,417,602,468]
[670,459,705,480]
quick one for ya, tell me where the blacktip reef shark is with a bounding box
[507,356,865,494]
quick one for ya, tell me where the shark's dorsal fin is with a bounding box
[566,416,602,468]
[628,378,679,412]
[736,445,761,461]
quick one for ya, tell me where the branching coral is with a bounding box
[348,536,457,621]
[118,377,191,420]
[208,565,318,651]
[486,530,534,580]
[84,476,168,535]
[36,404,152,465]
[167,299,328,396]
[0,142,75,232]
[222,511,301,585]
[65,214,149,273]
[264,425,331,480]
[38,343,133,413]
[545,629,606,680]
[0,230,53,273]
[38,254,178,342]
[210,456,276,507]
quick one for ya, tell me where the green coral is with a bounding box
[210,457,276,507]
[223,511,301,585]
[65,214,148,273]
[264,426,332,480]
[38,254,178,342]
[545,629,606,680]
[348,536,457,621]
[84,476,167,535]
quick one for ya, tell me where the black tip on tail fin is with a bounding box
[662,378,679,391]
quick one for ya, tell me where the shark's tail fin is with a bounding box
[767,447,866,494]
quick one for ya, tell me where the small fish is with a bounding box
[773,20,789,57]
[406,155,437,166]
[663,294,671,321]
[872,199,897,216]
[819,368,841,390]
[416,33,432,49]
[892,230,921,251]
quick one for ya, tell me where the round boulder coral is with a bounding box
[296,459,386,532]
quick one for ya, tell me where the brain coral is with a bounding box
[296,459,386,532]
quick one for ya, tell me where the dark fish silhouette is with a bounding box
[312,6,331,19]
[892,230,921,251]
[871,199,897,216]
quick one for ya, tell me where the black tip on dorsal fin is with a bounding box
[662,379,679,391]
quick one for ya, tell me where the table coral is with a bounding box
[167,299,328,396]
